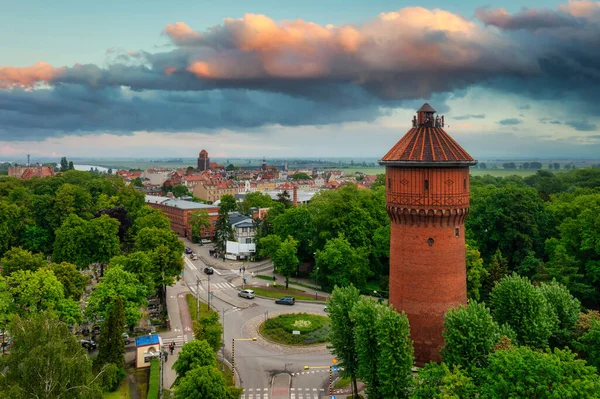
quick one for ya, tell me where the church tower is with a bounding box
[197,150,210,171]
[379,103,477,364]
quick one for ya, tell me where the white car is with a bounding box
[238,289,255,299]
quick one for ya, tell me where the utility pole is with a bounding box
[196,276,200,321]
[208,273,211,309]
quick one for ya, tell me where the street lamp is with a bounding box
[231,337,257,385]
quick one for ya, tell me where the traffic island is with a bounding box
[258,313,330,345]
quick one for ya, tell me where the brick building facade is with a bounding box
[145,195,219,239]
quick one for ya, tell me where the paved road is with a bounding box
[180,239,338,398]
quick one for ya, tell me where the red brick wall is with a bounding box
[386,165,470,365]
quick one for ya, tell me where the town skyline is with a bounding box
[2,0,600,158]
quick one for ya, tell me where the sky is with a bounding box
[1,0,600,161]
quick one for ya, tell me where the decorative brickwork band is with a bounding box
[386,206,469,227]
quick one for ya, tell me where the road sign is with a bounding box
[332,358,338,364]
[292,330,300,335]
[332,366,339,371]
[330,396,336,399]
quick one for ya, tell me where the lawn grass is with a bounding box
[251,287,318,301]
[185,293,218,323]
[103,378,130,399]
[335,376,351,389]
[255,275,275,281]
[260,313,330,345]
[288,280,320,291]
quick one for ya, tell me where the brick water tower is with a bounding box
[378,103,477,365]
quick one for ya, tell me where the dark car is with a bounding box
[275,296,295,305]
[80,339,97,350]
[184,247,193,254]
[204,267,214,275]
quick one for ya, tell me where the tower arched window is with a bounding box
[424,179,429,190]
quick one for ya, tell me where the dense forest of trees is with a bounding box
[0,170,184,395]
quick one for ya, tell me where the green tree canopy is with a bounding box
[0,246,47,276]
[410,363,477,399]
[131,206,171,235]
[189,209,211,244]
[193,313,223,352]
[173,339,217,381]
[174,366,229,399]
[290,172,312,180]
[327,285,361,396]
[238,192,273,215]
[273,236,299,289]
[86,265,149,327]
[96,296,126,367]
[441,301,506,370]
[172,184,191,198]
[315,235,371,290]
[0,313,103,399]
[219,194,237,214]
[480,347,600,398]
[490,273,557,348]
[538,280,581,348]
[466,243,487,301]
[258,234,282,259]
[49,261,89,301]
[272,207,315,261]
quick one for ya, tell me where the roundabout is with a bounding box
[259,312,330,346]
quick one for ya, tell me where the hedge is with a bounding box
[147,358,160,399]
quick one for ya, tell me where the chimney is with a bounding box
[293,185,298,207]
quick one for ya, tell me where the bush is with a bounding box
[147,359,160,399]
[101,363,126,392]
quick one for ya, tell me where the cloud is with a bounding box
[540,118,562,124]
[498,118,523,125]
[518,104,531,110]
[566,119,597,131]
[454,114,486,120]
[1,2,600,140]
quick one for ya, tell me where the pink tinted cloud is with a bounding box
[0,62,65,88]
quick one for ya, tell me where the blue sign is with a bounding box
[332,366,339,372]
[330,396,336,399]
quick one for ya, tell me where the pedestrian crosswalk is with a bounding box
[240,388,325,399]
[159,335,187,349]
[190,281,237,295]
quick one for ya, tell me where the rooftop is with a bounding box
[135,334,160,347]
[379,104,476,167]
[145,195,218,210]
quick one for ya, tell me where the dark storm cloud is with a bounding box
[1,3,600,139]
[498,118,523,125]
[566,119,597,131]
[454,114,486,120]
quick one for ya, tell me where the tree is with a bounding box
[578,318,600,370]
[258,234,282,260]
[350,298,383,399]
[189,209,211,244]
[49,261,88,301]
[226,164,238,171]
[172,184,191,198]
[96,296,126,367]
[109,251,154,289]
[276,190,292,208]
[134,227,184,290]
[174,366,229,399]
[0,313,103,399]
[193,313,223,352]
[214,208,234,256]
[538,280,581,348]
[272,207,315,261]
[441,301,506,369]
[273,236,299,289]
[219,194,237,214]
[315,235,371,290]
[490,273,557,348]
[482,249,509,298]
[480,347,600,398]
[542,240,593,299]
[107,168,113,174]
[131,206,171,234]
[132,177,143,187]
[410,363,477,399]
[327,285,361,397]
[0,246,47,276]
[173,339,216,380]
[60,156,69,172]
[6,268,81,324]
[238,192,273,215]
[290,172,311,180]
[376,305,413,399]
[466,243,487,301]
[86,266,149,327]
[96,205,131,241]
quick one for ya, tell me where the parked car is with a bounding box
[184,247,193,254]
[201,239,212,244]
[275,296,295,305]
[80,339,97,350]
[123,333,131,344]
[190,254,198,260]
[204,267,214,275]
[238,289,255,299]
